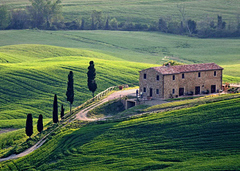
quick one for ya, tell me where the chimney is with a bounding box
[168,63,171,67]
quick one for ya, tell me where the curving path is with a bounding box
[0,89,137,162]
[75,89,136,121]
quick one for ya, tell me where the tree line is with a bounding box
[1,0,240,38]
[25,61,97,137]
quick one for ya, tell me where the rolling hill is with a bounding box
[0,44,154,158]
[1,29,240,121]
[0,44,153,120]
[0,1,239,169]
[0,94,239,170]
[1,30,240,66]
[3,0,240,26]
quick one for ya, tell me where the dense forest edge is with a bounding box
[0,0,240,38]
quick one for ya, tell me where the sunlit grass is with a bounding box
[0,118,51,157]
[3,0,240,26]
[0,44,154,120]
[1,95,239,170]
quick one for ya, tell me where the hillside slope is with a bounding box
[1,30,240,66]
[1,95,239,170]
[0,44,154,120]
[3,0,240,25]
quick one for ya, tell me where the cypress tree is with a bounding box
[81,18,85,30]
[60,104,65,119]
[37,114,43,133]
[53,94,58,123]
[105,18,109,30]
[25,113,33,137]
[66,71,74,115]
[87,61,97,98]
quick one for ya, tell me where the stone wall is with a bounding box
[139,68,223,99]
[163,70,222,98]
[139,69,164,98]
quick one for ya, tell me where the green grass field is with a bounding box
[1,95,239,170]
[1,30,240,66]
[0,41,153,158]
[0,30,239,121]
[0,118,51,157]
[0,1,239,169]
[0,44,153,120]
[2,0,240,26]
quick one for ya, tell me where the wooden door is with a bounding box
[211,85,216,93]
[150,88,153,97]
[179,88,184,96]
[195,86,200,95]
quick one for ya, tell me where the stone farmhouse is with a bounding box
[139,63,223,99]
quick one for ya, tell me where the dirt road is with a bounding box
[0,128,18,134]
[75,89,136,121]
[0,89,137,162]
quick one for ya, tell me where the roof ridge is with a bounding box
[148,63,223,75]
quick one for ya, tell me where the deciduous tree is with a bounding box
[110,18,118,30]
[187,19,197,34]
[91,10,103,29]
[158,18,167,32]
[29,0,62,29]
[9,9,30,29]
[0,5,10,29]
[105,18,109,30]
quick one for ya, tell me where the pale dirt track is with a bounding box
[0,89,137,162]
[0,128,18,134]
[75,89,136,121]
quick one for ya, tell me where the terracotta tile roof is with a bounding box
[151,63,223,75]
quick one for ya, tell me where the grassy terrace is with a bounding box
[0,30,239,168]
[0,118,51,158]
[1,30,240,66]
[0,95,239,170]
[0,44,152,119]
[0,43,152,158]
[2,0,240,25]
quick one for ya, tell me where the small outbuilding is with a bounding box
[139,63,223,99]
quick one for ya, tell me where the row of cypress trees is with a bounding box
[25,114,43,137]
[25,61,97,137]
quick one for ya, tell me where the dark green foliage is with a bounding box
[60,104,64,119]
[80,18,85,30]
[9,9,30,29]
[25,114,33,137]
[105,18,109,30]
[28,0,62,29]
[66,71,74,115]
[158,18,167,32]
[37,114,43,133]
[163,60,183,66]
[91,10,103,30]
[66,71,74,104]
[217,15,224,29]
[87,61,97,98]
[187,19,197,34]
[0,5,10,29]
[53,94,58,123]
